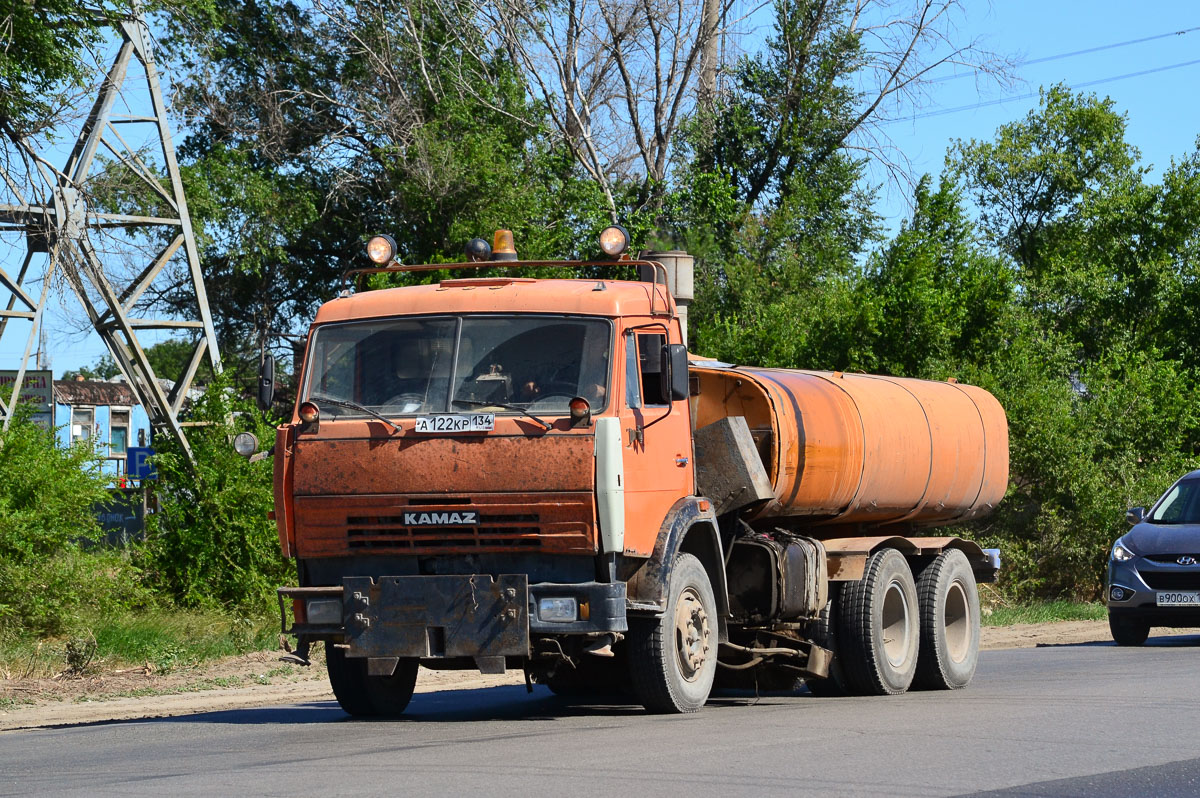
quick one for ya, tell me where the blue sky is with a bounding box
[874,1,1200,216]
[10,0,1200,378]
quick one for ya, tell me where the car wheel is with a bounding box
[1108,612,1150,647]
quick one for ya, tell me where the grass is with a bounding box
[69,666,302,703]
[982,599,1107,627]
[0,608,281,679]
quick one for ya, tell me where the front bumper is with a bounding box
[279,576,627,659]
[1106,559,1200,626]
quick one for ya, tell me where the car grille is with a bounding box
[1140,571,1200,590]
[1145,554,1200,564]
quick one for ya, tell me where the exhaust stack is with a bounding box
[640,250,694,344]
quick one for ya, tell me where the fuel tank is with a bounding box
[690,365,1008,527]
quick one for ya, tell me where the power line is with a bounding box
[928,25,1200,84]
[892,57,1200,123]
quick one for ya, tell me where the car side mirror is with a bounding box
[1125,507,1145,526]
[659,343,688,402]
[257,353,275,412]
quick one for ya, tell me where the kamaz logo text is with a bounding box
[403,511,478,526]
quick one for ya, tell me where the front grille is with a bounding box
[1140,571,1200,590]
[347,511,542,550]
[292,492,595,557]
[1145,554,1200,564]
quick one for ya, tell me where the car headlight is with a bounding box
[1111,540,1135,562]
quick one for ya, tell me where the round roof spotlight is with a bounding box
[298,401,320,424]
[465,237,492,262]
[598,225,630,257]
[232,431,260,458]
[492,229,518,261]
[569,396,591,427]
[366,234,397,265]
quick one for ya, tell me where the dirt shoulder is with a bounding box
[0,619,1179,732]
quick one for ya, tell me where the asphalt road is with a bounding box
[3,634,1199,798]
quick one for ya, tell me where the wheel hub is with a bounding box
[674,587,711,681]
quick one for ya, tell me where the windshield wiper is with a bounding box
[452,398,552,431]
[309,393,402,433]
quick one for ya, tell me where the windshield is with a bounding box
[1149,478,1200,524]
[303,315,611,417]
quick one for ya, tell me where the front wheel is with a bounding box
[1108,612,1150,646]
[326,646,419,717]
[628,553,717,713]
[837,548,919,695]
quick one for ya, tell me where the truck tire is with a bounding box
[913,549,980,690]
[836,548,919,696]
[1108,612,1150,646]
[628,552,717,713]
[804,588,846,697]
[326,646,419,717]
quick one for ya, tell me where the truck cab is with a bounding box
[262,228,1005,716]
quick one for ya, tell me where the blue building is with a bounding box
[53,378,153,479]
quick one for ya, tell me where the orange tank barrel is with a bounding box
[690,366,1008,527]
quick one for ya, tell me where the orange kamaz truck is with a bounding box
[244,227,1007,716]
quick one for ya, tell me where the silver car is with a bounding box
[1106,469,1200,645]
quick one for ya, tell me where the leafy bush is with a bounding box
[0,414,147,637]
[140,374,288,610]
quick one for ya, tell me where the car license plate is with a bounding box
[1156,591,1200,607]
[413,413,494,433]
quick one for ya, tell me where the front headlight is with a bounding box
[1111,540,1135,562]
[305,598,342,625]
[537,597,578,622]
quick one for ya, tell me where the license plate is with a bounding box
[1156,591,1200,607]
[413,413,494,433]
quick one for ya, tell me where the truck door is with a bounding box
[619,327,694,556]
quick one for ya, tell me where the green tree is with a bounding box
[162,0,607,375]
[856,175,1014,378]
[950,87,1200,598]
[140,375,287,609]
[0,413,145,636]
[62,355,122,382]
[0,2,131,137]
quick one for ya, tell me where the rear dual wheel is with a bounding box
[834,548,981,695]
[837,548,920,695]
[914,549,981,690]
[803,586,846,697]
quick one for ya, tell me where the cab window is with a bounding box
[637,332,668,406]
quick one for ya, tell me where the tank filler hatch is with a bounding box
[693,416,774,516]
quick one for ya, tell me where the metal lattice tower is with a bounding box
[0,14,221,461]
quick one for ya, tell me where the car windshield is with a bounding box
[1148,478,1200,525]
[303,315,611,417]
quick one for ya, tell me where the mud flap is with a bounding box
[343,575,530,660]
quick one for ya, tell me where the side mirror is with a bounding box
[257,353,275,412]
[660,343,689,402]
[1125,507,1145,526]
